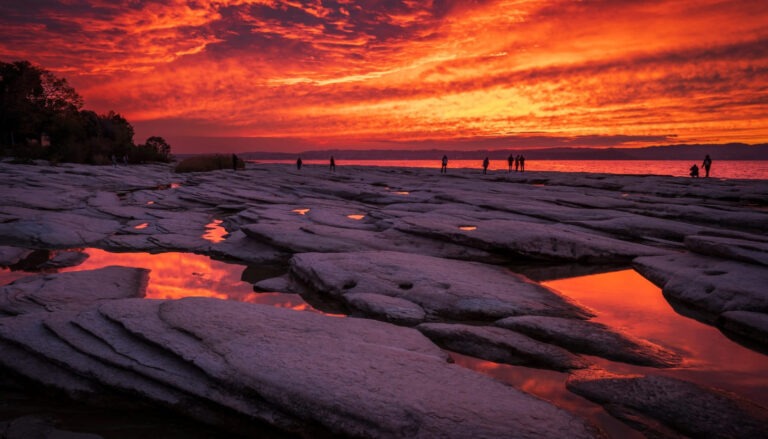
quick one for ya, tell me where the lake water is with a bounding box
[3,248,767,438]
[251,159,768,180]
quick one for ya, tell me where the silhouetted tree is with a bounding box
[0,59,167,165]
[0,60,82,156]
[144,136,172,161]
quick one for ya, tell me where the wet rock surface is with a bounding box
[1,161,768,437]
[495,315,682,368]
[567,369,768,439]
[634,252,768,343]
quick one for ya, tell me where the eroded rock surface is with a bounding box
[634,252,768,342]
[0,266,148,315]
[289,251,592,322]
[495,315,682,368]
[567,369,768,439]
[2,161,768,438]
[417,322,588,371]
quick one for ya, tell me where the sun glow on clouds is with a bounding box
[2,0,767,151]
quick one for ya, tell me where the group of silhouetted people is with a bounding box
[507,154,525,172]
[440,154,526,175]
[690,154,713,178]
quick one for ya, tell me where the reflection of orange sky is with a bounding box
[59,249,313,313]
[202,219,227,243]
[450,352,641,439]
[543,269,768,405]
[543,270,768,372]
[3,1,767,151]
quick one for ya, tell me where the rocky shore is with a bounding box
[1,159,767,438]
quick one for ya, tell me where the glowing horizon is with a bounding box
[2,0,767,153]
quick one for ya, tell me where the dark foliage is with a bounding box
[0,60,170,164]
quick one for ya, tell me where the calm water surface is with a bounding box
[252,159,768,180]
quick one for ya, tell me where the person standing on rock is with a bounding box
[519,155,525,172]
[232,154,238,171]
[702,154,712,177]
[330,155,336,172]
[514,155,520,172]
[482,157,489,174]
[296,157,303,170]
[507,153,514,173]
[440,155,448,174]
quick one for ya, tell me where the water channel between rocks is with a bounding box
[2,248,768,438]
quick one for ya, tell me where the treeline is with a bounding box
[0,60,171,164]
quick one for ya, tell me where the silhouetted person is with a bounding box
[111,154,117,167]
[507,153,514,173]
[329,155,336,172]
[690,163,699,178]
[519,155,525,172]
[482,157,489,174]
[514,155,520,172]
[296,157,303,170]
[702,154,712,177]
[440,155,448,174]
[232,154,238,171]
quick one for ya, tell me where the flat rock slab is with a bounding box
[0,246,32,266]
[152,297,600,438]
[719,310,768,347]
[0,338,99,397]
[0,266,148,315]
[346,292,427,325]
[289,251,592,322]
[567,369,768,438]
[45,308,296,430]
[634,253,768,317]
[0,207,121,248]
[417,322,588,371]
[396,214,664,262]
[495,316,681,367]
[685,233,768,266]
[1,416,103,439]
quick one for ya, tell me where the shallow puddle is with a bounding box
[202,219,227,243]
[458,225,477,231]
[454,268,768,437]
[346,214,365,220]
[543,269,768,406]
[134,222,149,230]
[292,208,310,215]
[451,353,643,439]
[1,248,320,314]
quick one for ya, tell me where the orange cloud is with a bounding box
[2,0,767,151]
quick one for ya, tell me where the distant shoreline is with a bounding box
[242,159,768,180]
[214,143,768,161]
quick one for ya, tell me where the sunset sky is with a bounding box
[2,0,767,153]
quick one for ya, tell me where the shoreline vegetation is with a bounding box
[0,60,171,165]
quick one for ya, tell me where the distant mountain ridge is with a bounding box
[236,143,768,161]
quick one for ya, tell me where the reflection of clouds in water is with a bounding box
[202,219,227,243]
[450,352,639,438]
[544,269,768,405]
[56,249,333,314]
[62,249,249,301]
